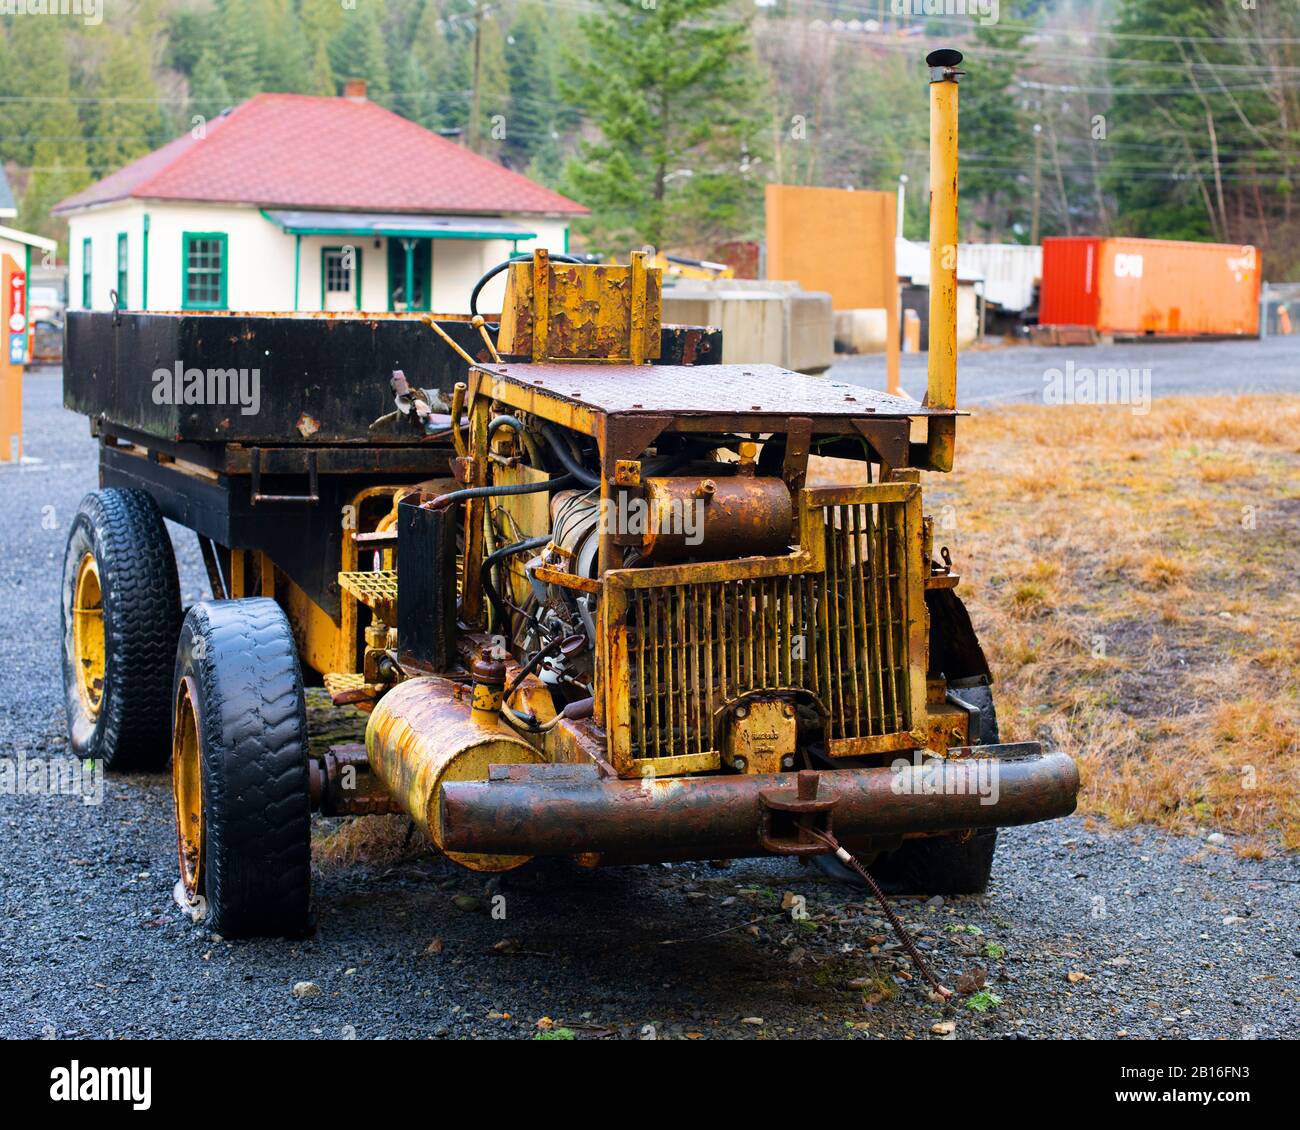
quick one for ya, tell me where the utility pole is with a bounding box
[468,0,485,153]
[1030,122,1043,244]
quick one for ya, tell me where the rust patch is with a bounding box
[297,413,321,438]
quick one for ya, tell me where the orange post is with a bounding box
[0,253,25,463]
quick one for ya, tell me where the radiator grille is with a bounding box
[623,496,914,764]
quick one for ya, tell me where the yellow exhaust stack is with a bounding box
[926,47,963,472]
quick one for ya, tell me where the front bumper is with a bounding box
[439,742,1079,864]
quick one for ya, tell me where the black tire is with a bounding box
[815,686,1001,895]
[871,685,1000,895]
[173,598,312,938]
[867,827,999,896]
[61,488,182,770]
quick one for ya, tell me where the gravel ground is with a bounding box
[2,366,1297,1041]
[829,333,1300,403]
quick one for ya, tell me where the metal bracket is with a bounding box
[250,446,320,504]
[758,770,838,857]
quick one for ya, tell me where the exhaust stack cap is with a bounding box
[926,48,964,68]
[927,47,964,81]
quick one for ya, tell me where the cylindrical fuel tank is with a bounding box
[365,675,543,872]
[641,475,792,561]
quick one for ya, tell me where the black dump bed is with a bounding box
[63,311,721,446]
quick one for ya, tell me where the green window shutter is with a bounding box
[116,233,128,307]
[182,232,228,310]
[82,238,92,307]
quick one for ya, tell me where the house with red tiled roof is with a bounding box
[54,83,587,315]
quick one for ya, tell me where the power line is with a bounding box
[787,0,1300,46]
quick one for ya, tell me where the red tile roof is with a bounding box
[54,93,587,216]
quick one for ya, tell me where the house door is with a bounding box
[323,246,360,311]
[387,238,431,312]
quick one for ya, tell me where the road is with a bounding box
[829,334,1300,403]
[1,366,1296,1040]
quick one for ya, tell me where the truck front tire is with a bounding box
[172,598,312,938]
[814,685,1001,896]
[868,684,1000,895]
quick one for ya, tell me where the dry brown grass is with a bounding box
[312,814,426,871]
[903,395,1300,853]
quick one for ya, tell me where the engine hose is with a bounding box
[502,635,565,704]
[644,446,708,476]
[480,534,551,632]
[501,702,565,735]
[540,424,600,488]
[469,252,583,318]
[487,414,543,468]
[428,472,576,512]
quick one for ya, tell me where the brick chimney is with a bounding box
[343,79,367,102]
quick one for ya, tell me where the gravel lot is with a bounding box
[2,366,1296,1040]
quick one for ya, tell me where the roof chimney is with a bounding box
[343,79,367,102]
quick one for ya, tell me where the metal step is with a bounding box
[337,569,397,620]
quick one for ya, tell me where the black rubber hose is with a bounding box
[480,534,551,631]
[469,252,583,318]
[488,414,528,440]
[429,472,577,511]
[540,424,600,488]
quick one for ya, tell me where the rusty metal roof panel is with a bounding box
[475,363,947,419]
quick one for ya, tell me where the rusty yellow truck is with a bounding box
[60,49,1077,937]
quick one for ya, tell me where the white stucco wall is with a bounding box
[0,236,31,273]
[66,202,572,315]
[66,201,147,310]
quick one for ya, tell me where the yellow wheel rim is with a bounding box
[172,677,204,899]
[71,552,106,719]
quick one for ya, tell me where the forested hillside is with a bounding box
[3,0,1298,275]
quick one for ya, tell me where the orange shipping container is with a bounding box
[1040,236,1259,337]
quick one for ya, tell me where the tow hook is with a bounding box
[758,770,838,856]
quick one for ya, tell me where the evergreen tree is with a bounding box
[958,9,1034,240]
[434,0,475,133]
[559,0,766,252]
[502,2,556,170]
[329,2,390,103]
[4,22,90,248]
[406,0,453,130]
[389,49,430,125]
[1103,0,1236,241]
[252,0,310,93]
[213,0,262,102]
[307,33,337,96]
[189,44,235,120]
[88,30,167,177]
[168,7,212,76]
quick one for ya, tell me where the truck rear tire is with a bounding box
[172,598,312,938]
[61,488,182,770]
